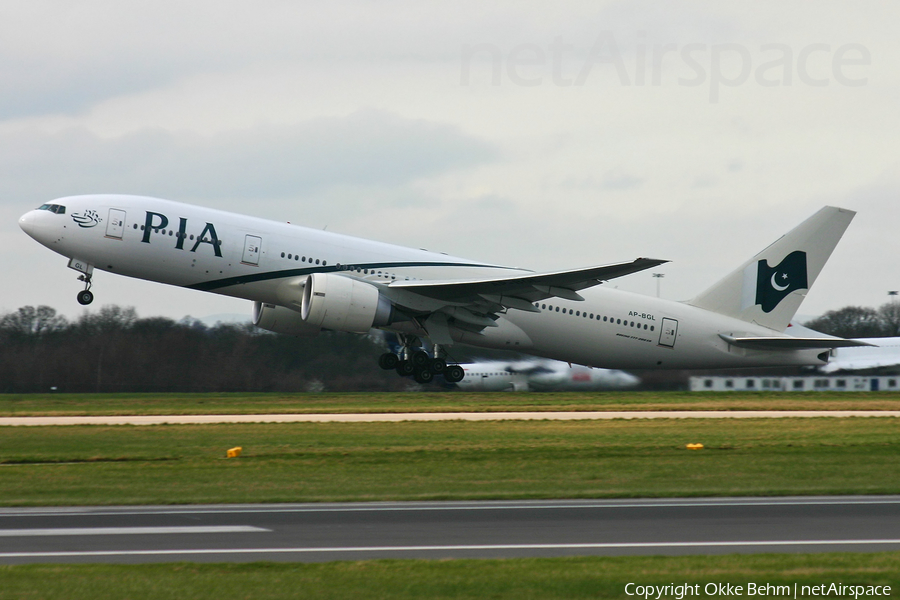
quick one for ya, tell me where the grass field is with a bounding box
[0,553,898,599]
[2,390,900,416]
[1,417,898,505]
[2,393,897,593]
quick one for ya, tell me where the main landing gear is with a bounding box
[378,336,464,384]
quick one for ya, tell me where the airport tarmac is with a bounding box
[2,410,900,426]
[1,496,899,564]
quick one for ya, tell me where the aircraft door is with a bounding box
[242,235,262,266]
[106,209,126,239]
[658,317,678,348]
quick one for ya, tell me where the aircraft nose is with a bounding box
[18,211,35,237]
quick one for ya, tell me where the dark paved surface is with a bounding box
[1,496,899,563]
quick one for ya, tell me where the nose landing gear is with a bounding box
[76,281,94,305]
[68,258,94,305]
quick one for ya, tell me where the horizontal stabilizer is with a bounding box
[718,334,874,350]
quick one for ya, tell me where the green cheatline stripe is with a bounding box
[186,261,516,291]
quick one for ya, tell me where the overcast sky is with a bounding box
[2,1,897,322]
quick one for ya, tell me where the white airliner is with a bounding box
[456,360,640,391]
[784,322,899,374]
[18,195,868,384]
[819,339,900,373]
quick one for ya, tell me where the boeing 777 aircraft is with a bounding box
[19,195,868,383]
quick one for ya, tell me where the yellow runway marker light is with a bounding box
[226,447,242,458]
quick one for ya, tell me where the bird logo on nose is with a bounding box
[71,210,102,228]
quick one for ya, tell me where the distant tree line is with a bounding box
[8,298,892,394]
[803,300,900,338]
[0,305,410,393]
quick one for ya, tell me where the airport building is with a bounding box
[689,375,900,392]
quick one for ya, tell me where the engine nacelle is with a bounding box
[252,302,321,337]
[301,273,394,333]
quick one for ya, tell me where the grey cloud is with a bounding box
[601,172,644,190]
[0,1,484,120]
[0,110,497,203]
[0,1,757,121]
[0,53,202,120]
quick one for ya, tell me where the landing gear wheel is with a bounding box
[378,353,400,370]
[429,358,447,374]
[77,290,94,305]
[444,365,464,383]
[396,361,415,377]
[410,350,430,368]
[413,368,434,384]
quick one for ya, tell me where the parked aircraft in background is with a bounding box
[455,360,640,391]
[784,322,899,374]
[819,339,900,373]
[20,196,868,384]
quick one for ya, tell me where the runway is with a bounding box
[2,496,900,564]
[2,410,900,426]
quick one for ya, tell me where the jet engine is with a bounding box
[252,301,321,337]
[301,273,395,333]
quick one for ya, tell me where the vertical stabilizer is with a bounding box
[688,206,855,331]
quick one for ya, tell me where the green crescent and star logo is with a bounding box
[754,250,808,312]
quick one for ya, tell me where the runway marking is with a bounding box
[2,539,900,558]
[0,526,269,537]
[3,496,900,518]
[2,411,900,426]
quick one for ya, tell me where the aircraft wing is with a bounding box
[375,257,666,344]
[387,257,667,308]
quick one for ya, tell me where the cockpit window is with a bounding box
[37,204,66,214]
